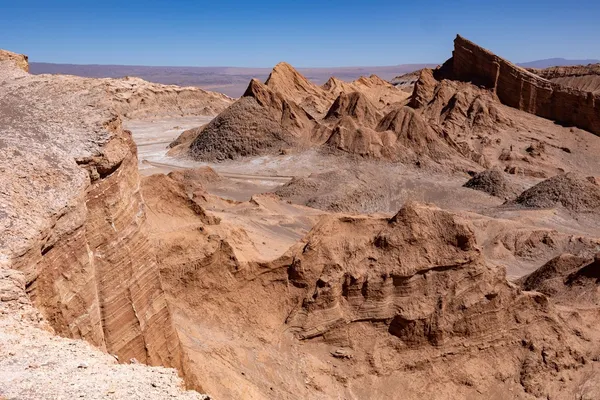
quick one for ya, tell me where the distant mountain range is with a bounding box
[29,62,435,97]
[29,58,600,97]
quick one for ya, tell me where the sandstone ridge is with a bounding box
[449,35,600,136]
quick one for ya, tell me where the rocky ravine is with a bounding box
[0,51,227,398]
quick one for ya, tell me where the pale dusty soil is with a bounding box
[0,269,206,400]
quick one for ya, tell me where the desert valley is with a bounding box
[2,34,600,399]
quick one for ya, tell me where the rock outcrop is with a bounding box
[182,63,413,162]
[105,76,233,119]
[0,51,196,395]
[264,62,334,117]
[519,253,600,306]
[0,267,205,400]
[449,35,600,136]
[272,202,593,398]
[188,78,317,160]
[324,91,382,128]
[464,168,518,199]
[529,63,600,94]
[285,202,545,342]
[0,49,29,72]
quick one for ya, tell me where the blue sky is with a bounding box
[1,0,599,67]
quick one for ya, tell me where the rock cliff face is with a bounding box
[450,35,600,136]
[0,53,185,378]
[25,131,183,367]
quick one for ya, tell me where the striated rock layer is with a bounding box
[0,51,208,393]
[528,63,600,94]
[449,35,600,136]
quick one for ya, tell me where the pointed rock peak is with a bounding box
[243,78,268,98]
[354,74,392,88]
[453,35,504,65]
[409,68,437,109]
[242,78,281,108]
[368,74,390,85]
[272,61,299,73]
[322,76,345,91]
[265,62,311,86]
[325,91,381,127]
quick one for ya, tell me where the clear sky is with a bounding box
[1,0,599,67]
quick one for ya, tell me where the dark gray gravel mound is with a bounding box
[463,168,518,199]
[514,173,600,212]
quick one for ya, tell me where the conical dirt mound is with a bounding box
[514,173,600,212]
[464,168,518,199]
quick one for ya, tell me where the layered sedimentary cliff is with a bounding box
[449,35,600,136]
[0,52,192,389]
[528,63,600,94]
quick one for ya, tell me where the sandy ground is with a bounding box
[126,116,600,280]
[125,117,214,173]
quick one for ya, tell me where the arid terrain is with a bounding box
[2,34,600,400]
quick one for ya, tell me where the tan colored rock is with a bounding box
[104,76,232,119]
[408,68,437,108]
[265,62,334,117]
[0,49,29,72]
[324,91,382,128]
[0,51,190,389]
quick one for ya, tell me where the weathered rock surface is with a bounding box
[284,203,549,343]
[0,52,211,397]
[518,252,600,309]
[265,62,334,118]
[324,91,382,128]
[529,63,600,94]
[0,268,206,400]
[104,76,232,119]
[184,63,411,161]
[0,49,29,72]
[449,35,600,136]
[188,78,317,160]
[464,168,518,199]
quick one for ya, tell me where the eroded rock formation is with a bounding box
[0,50,226,396]
[449,35,600,136]
[528,63,600,94]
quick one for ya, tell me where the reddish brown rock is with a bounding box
[449,35,600,136]
[529,64,600,93]
[324,91,382,128]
